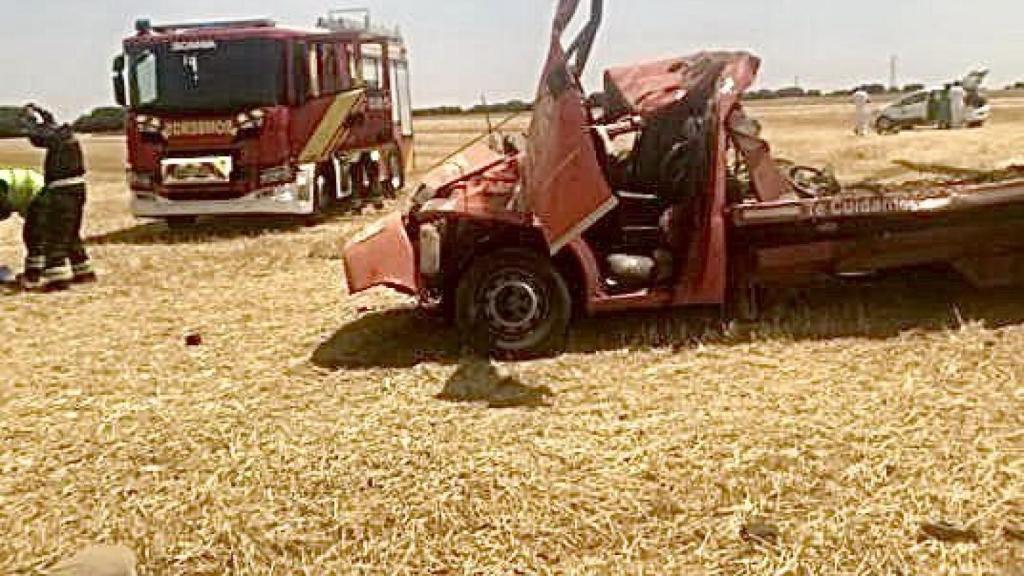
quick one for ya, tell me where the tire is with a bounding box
[165,216,197,229]
[455,249,572,359]
[385,151,405,199]
[312,162,337,215]
[875,116,897,135]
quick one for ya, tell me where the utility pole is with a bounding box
[890,55,898,91]
[481,93,498,150]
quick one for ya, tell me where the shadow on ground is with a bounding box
[86,212,361,246]
[311,308,462,369]
[312,267,1024,370]
[310,309,554,408]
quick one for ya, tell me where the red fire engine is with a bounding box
[112,10,414,226]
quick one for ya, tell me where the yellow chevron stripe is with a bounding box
[397,136,415,175]
[298,89,366,164]
[404,146,415,175]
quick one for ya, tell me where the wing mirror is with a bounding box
[112,54,127,107]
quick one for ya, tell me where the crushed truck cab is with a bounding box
[344,0,1024,358]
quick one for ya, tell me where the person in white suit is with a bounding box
[852,89,872,136]
[949,82,967,128]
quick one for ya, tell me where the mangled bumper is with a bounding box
[343,213,419,296]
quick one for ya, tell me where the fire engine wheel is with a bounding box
[312,163,336,215]
[456,249,572,359]
[386,152,405,198]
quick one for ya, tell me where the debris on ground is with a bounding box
[1004,526,1024,543]
[919,521,981,544]
[740,519,781,545]
[852,164,1024,196]
[436,354,554,408]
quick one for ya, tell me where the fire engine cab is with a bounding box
[112,10,414,225]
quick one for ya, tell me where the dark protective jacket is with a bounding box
[24,111,86,185]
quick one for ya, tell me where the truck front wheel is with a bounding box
[455,249,572,359]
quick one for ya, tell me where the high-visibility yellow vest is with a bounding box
[0,168,45,215]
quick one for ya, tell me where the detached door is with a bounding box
[522,0,616,254]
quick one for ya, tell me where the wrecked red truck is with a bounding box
[344,0,1024,357]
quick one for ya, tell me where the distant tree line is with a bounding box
[746,87,823,100]
[0,106,126,138]
[7,79,1016,132]
[412,83,951,117]
[0,107,26,138]
[72,107,126,134]
[746,83,927,100]
[413,99,533,117]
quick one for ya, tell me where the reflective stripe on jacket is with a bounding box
[0,168,45,215]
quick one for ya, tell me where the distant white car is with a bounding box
[875,89,990,133]
[875,68,991,134]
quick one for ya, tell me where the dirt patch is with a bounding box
[1,101,1023,574]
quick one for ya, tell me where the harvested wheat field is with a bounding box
[1,98,1023,575]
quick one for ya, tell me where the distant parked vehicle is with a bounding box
[876,69,991,134]
[876,90,990,133]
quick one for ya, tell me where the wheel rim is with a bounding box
[479,269,549,343]
[313,173,327,209]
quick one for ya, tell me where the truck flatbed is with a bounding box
[732,170,1024,229]
[729,169,1024,287]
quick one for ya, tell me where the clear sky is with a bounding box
[1,0,1022,119]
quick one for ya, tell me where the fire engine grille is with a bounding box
[160,189,248,202]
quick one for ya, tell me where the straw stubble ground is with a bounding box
[0,98,1022,575]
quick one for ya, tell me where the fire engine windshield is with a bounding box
[127,38,285,112]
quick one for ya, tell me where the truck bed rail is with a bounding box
[731,178,1024,228]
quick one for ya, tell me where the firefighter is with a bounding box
[927,90,942,124]
[852,89,871,136]
[950,82,967,128]
[19,104,95,290]
[937,85,953,129]
[0,167,46,288]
